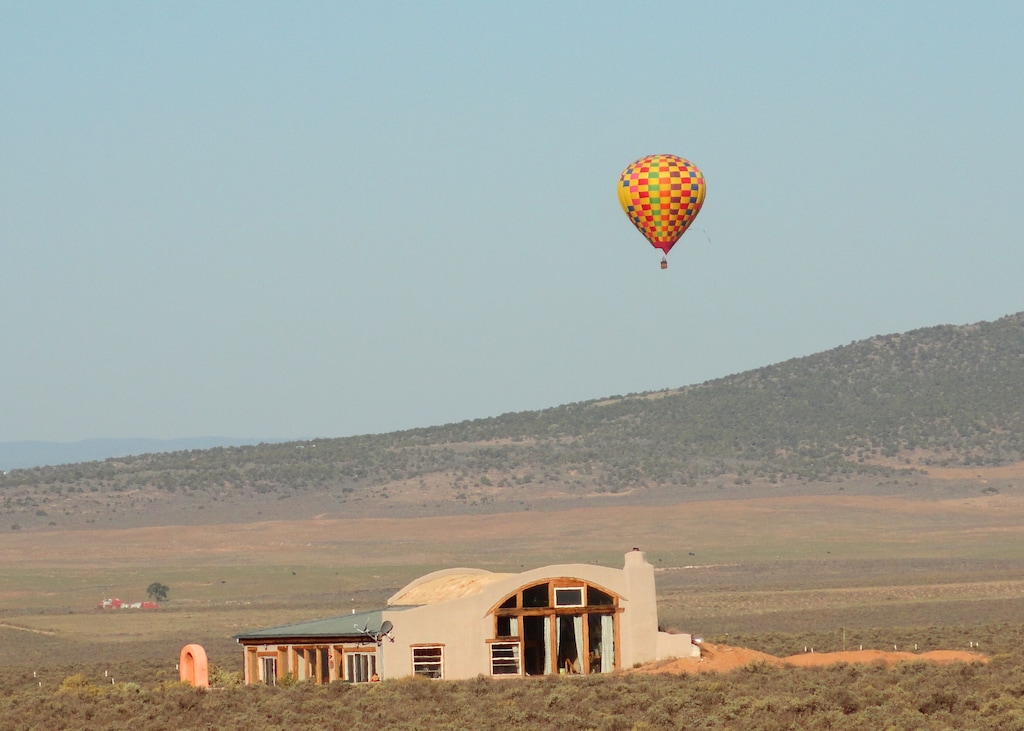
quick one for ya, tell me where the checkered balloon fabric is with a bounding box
[618,154,706,255]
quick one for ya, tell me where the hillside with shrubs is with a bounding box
[3,312,1023,528]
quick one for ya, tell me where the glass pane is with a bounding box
[557,615,581,673]
[497,615,516,637]
[554,587,584,606]
[490,643,521,675]
[522,583,549,608]
[413,647,443,679]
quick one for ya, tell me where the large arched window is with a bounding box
[488,579,619,676]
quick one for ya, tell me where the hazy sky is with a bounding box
[2,2,1022,443]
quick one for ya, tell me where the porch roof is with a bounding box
[234,608,390,642]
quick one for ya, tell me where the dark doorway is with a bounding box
[523,615,548,675]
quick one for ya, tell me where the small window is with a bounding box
[346,652,377,683]
[496,614,518,638]
[412,646,443,679]
[588,587,614,606]
[523,583,549,608]
[490,642,521,675]
[554,587,584,607]
[499,595,517,609]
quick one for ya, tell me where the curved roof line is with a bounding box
[388,567,514,606]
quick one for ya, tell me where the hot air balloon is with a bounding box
[618,154,706,269]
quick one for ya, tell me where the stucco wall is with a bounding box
[657,631,699,660]
[379,550,676,680]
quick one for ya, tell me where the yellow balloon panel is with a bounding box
[618,154,706,255]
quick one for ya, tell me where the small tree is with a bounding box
[147,582,170,602]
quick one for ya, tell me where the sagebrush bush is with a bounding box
[1,633,1023,730]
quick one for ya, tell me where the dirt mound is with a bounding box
[635,642,987,675]
[781,647,987,668]
[634,643,779,674]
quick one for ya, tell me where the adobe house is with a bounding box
[236,549,696,683]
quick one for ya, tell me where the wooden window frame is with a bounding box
[488,640,522,676]
[344,649,378,683]
[411,644,444,679]
[553,586,585,607]
[488,579,623,675]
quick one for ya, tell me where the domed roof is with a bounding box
[388,567,514,606]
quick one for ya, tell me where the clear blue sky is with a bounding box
[2,2,1022,443]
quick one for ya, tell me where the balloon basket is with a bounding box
[660,259,668,270]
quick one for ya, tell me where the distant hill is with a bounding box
[2,312,1023,529]
[0,437,275,471]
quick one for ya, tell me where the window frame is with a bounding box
[489,640,522,676]
[344,651,378,683]
[260,655,277,685]
[553,586,586,608]
[411,644,444,679]
[489,579,621,676]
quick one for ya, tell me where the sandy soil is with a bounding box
[636,642,988,675]
[5,490,1024,567]
[860,454,1024,481]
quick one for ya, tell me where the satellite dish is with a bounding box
[380,620,393,635]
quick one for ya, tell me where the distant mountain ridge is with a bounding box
[2,311,1023,529]
[0,437,274,471]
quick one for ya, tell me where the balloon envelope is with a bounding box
[618,154,706,255]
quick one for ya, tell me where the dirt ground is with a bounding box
[860,454,1024,482]
[636,642,988,675]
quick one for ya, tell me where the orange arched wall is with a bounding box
[180,644,210,687]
